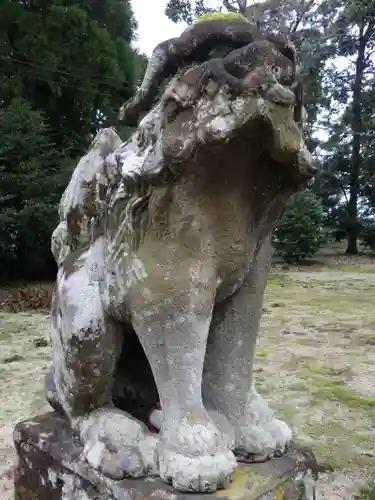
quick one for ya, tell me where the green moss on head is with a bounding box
[194,11,250,25]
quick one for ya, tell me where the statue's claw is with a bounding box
[77,408,159,480]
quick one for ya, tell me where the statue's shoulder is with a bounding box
[52,128,123,262]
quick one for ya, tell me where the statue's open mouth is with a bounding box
[157,54,317,184]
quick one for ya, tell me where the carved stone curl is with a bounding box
[47,16,317,494]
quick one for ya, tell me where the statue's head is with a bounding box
[117,24,317,200]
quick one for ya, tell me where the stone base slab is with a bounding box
[13,412,320,500]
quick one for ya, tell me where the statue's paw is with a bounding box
[263,417,292,455]
[157,409,237,492]
[159,448,236,492]
[76,408,158,480]
[235,417,292,460]
[234,392,292,459]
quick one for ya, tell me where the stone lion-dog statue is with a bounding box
[45,12,317,493]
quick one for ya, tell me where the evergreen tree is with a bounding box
[0,0,140,155]
[318,0,375,253]
[0,0,141,279]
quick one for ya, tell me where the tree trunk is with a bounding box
[346,27,368,255]
[346,226,358,254]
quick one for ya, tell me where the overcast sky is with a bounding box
[131,0,187,56]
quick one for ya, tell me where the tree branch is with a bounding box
[222,0,239,13]
[290,0,316,33]
[237,0,248,13]
[362,20,375,44]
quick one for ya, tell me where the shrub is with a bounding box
[273,190,327,262]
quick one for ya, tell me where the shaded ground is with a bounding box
[1,256,375,498]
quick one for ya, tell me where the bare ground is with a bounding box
[0,313,50,499]
[1,260,375,498]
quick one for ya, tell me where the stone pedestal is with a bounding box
[13,413,318,500]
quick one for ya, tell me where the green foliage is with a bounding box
[0,97,73,279]
[273,191,327,263]
[0,0,138,154]
[0,0,139,280]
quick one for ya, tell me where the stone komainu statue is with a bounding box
[46,13,316,493]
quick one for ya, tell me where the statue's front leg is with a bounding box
[203,237,292,459]
[129,259,236,492]
[48,237,158,480]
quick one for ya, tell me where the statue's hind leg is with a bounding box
[48,236,158,480]
[203,237,292,459]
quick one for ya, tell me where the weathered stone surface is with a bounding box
[118,13,297,127]
[14,413,319,500]
[39,15,318,494]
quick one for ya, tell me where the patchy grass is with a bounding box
[332,264,375,273]
[0,312,50,484]
[313,383,375,408]
[257,266,375,499]
[303,361,334,376]
[355,482,375,500]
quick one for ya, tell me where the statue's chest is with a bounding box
[213,216,273,302]
[214,232,257,300]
